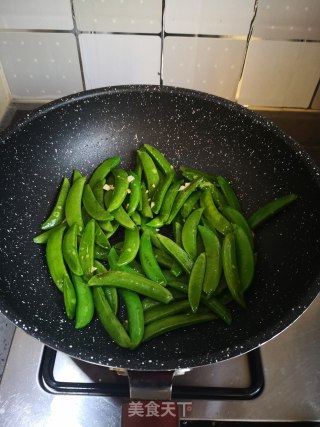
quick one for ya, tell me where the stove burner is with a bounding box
[39,347,264,400]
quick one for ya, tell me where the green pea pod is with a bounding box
[72,169,82,183]
[105,221,120,239]
[216,176,242,212]
[140,181,153,218]
[201,296,232,325]
[79,219,95,280]
[181,208,204,260]
[139,229,167,285]
[41,177,70,230]
[92,178,106,207]
[83,184,114,221]
[198,225,222,296]
[144,299,191,325]
[99,220,113,233]
[221,205,254,249]
[117,226,140,266]
[170,219,184,277]
[127,171,141,216]
[188,252,206,313]
[89,156,121,189]
[71,273,94,329]
[143,312,216,342]
[143,144,174,176]
[94,245,109,261]
[107,169,129,212]
[180,166,216,183]
[142,297,162,311]
[92,287,132,348]
[151,172,175,214]
[167,177,204,224]
[46,224,69,292]
[234,225,255,291]
[180,191,201,218]
[62,223,83,276]
[130,211,141,226]
[119,289,144,349]
[137,149,160,195]
[88,271,173,304]
[94,221,111,250]
[63,274,76,320]
[200,189,233,235]
[153,248,174,269]
[248,194,298,230]
[65,176,86,233]
[113,206,136,229]
[33,228,55,244]
[222,232,246,308]
[156,234,194,275]
[94,259,118,314]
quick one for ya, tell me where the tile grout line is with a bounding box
[159,0,166,87]
[70,0,86,91]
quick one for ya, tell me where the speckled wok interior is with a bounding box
[0,85,320,371]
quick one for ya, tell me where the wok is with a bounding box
[0,85,320,373]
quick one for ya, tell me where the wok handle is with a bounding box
[127,370,175,400]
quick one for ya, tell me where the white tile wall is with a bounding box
[79,34,161,89]
[252,0,320,41]
[238,40,320,108]
[0,33,83,99]
[0,0,73,30]
[311,85,320,109]
[74,0,162,33]
[0,62,11,120]
[164,0,255,36]
[163,37,246,100]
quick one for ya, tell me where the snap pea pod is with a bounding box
[188,252,206,313]
[126,171,141,216]
[92,178,106,207]
[234,225,255,291]
[117,226,140,266]
[144,299,191,325]
[79,219,95,280]
[143,312,216,342]
[167,177,204,224]
[107,247,140,275]
[137,149,160,196]
[71,273,94,329]
[105,221,119,239]
[63,274,76,320]
[41,177,70,230]
[156,234,194,275]
[143,144,174,176]
[88,271,173,304]
[72,169,82,183]
[221,206,254,249]
[180,191,201,218]
[216,176,242,211]
[142,297,163,311]
[200,189,233,235]
[83,184,114,221]
[65,176,86,233]
[92,287,132,348]
[46,224,69,292]
[151,172,175,214]
[131,211,141,226]
[88,156,120,189]
[113,206,136,230]
[94,221,111,250]
[94,259,118,314]
[222,232,246,308]
[119,289,144,349]
[98,220,113,233]
[153,247,173,269]
[62,223,83,276]
[170,219,184,277]
[107,169,129,212]
[181,208,203,261]
[139,229,167,285]
[248,194,298,230]
[180,166,216,183]
[198,225,222,296]
[33,228,55,244]
[94,245,109,261]
[139,181,153,218]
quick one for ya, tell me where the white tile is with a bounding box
[0,63,11,121]
[163,37,246,100]
[0,0,73,30]
[238,40,320,108]
[74,0,162,33]
[253,0,320,41]
[164,0,255,36]
[311,85,320,109]
[79,34,161,88]
[0,33,83,99]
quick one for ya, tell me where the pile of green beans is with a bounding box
[33,144,297,349]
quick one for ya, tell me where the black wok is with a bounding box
[0,85,319,371]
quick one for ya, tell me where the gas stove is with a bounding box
[0,106,319,426]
